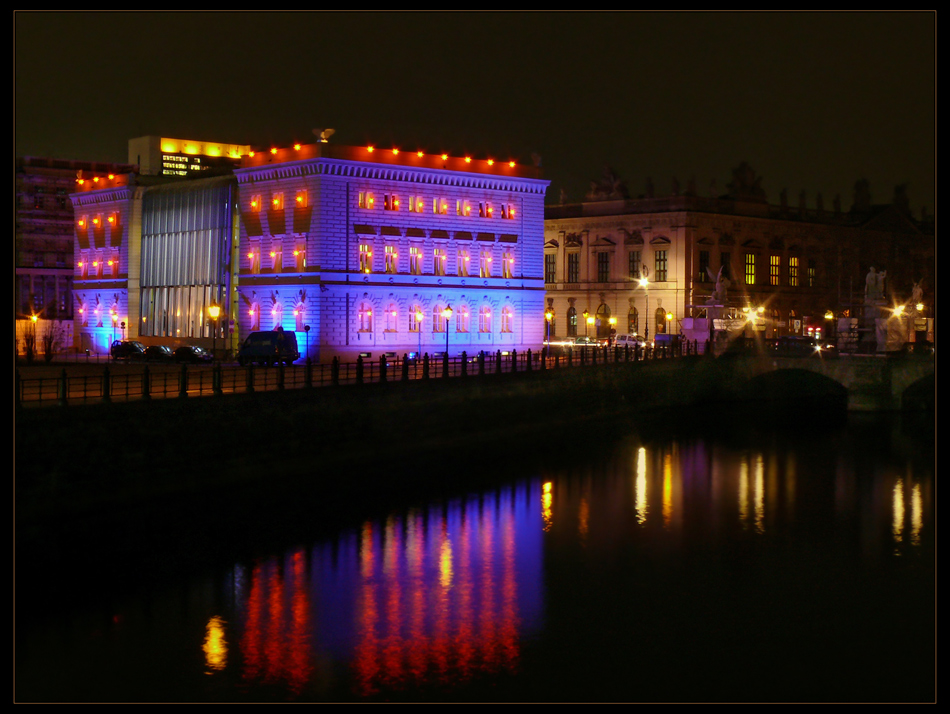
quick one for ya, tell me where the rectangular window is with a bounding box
[597,252,610,283]
[788,256,799,287]
[770,255,781,286]
[698,251,710,281]
[628,251,641,280]
[744,253,755,285]
[409,307,422,333]
[269,243,282,271]
[720,252,731,280]
[434,198,448,215]
[409,246,421,275]
[359,192,375,209]
[385,245,398,274]
[271,192,284,211]
[434,248,446,276]
[408,195,424,212]
[567,253,580,283]
[384,194,399,211]
[295,190,308,208]
[503,251,514,279]
[545,254,557,284]
[654,250,668,282]
[458,250,470,277]
[359,243,373,273]
[247,242,260,274]
[294,245,306,271]
[250,195,261,212]
[480,250,493,278]
[456,308,470,333]
[807,259,816,288]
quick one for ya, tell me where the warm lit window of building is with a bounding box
[358,192,375,209]
[294,245,306,271]
[458,250,470,277]
[78,251,89,278]
[250,196,261,212]
[385,304,398,332]
[271,193,284,210]
[479,306,492,333]
[384,194,400,211]
[502,251,514,279]
[409,306,422,333]
[270,242,283,271]
[744,253,756,285]
[456,306,470,333]
[807,259,816,287]
[247,242,261,274]
[271,301,283,330]
[107,251,119,277]
[480,250,493,278]
[249,302,261,331]
[433,198,448,215]
[385,245,398,274]
[788,256,799,287]
[358,303,373,332]
[433,305,446,333]
[567,306,577,336]
[434,248,446,276]
[501,307,513,333]
[359,243,373,273]
[628,307,639,335]
[597,252,610,283]
[408,195,425,213]
[770,255,781,286]
[409,246,421,275]
[654,250,668,282]
[456,200,471,217]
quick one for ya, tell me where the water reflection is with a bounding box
[16,416,934,702]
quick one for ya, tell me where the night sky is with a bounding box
[15,11,935,214]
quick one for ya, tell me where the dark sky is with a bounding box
[15,11,935,214]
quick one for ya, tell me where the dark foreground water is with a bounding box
[16,410,934,702]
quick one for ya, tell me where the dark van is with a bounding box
[238,329,300,366]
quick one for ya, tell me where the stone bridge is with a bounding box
[711,353,935,411]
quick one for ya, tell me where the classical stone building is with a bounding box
[70,137,549,361]
[543,165,934,346]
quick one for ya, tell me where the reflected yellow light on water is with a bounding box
[739,460,749,527]
[892,480,905,545]
[911,483,922,546]
[439,534,454,589]
[662,454,672,528]
[754,454,765,534]
[635,447,647,525]
[542,482,553,532]
[578,498,589,541]
[203,615,228,673]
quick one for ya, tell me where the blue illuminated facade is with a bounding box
[235,143,549,362]
[70,141,549,362]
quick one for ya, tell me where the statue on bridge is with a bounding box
[864,266,887,304]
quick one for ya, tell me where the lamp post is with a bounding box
[608,316,617,347]
[638,277,650,341]
[415,309,423,359]
[111,311,118,342]
[442,305,453,356]
[545,310,553,345]
[208,301,221,363]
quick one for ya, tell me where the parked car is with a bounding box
[144,345,174,362]
[614,334,646,349]
[173,345,213,364]
[110,340,146,361]
[237,329,300,366]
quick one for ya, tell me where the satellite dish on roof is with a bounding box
[313,128,335,143]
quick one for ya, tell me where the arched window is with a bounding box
[595,303,611,339]
[409,306,422,333]
[271,301,283,330]
[249,301,260,331]
[358,303,373,332]
[655,307,667,335]
[456,305,470,333]
[501,306,513,333]
[433,305,446,333]
[567,306,577,337]
[628,307,639,335]
[385,304,398,332]
[479,306,492,333]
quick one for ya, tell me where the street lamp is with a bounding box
[638,277,650,340]
[415,309,424,358]
[442,305,453,356]
[208,301,221,362]
[608,316,617,346]
[111,310,118,342]
[545,309,553,345]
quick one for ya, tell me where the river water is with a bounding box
[16,409,934,702]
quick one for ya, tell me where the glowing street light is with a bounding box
[208,301,221,362]
[441,305,453,357]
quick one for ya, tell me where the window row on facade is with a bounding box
[357,191,517,219]
[356,302,515,335]
[545,249,668,284]
[358,243,517,278]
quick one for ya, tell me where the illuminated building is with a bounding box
[70,138,549,361]
[235,142,548,362]
[16,156,135,352]
[543,165,934,344]
[128,135,250,177]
